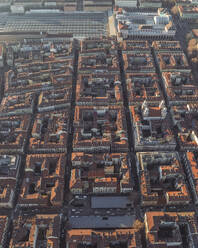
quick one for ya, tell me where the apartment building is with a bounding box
[154,52,191,72]
[66,228,142,248]
[137,152,190,206]
[184,151,198,204]
[123,51,155,73]
[73,106,128,152]
[121,40,150,52]
[93,178,117,194]
[18,154,66,207]
[126,73,163,103]
[174,0,196,6]
[78,53,119,74]
[0,114,31,154]
[6,39,73,64]
[178,4,198,22]
[76,73,122,105]
[130,101,176,151]
[5,67,73,96]
[170,102,198,150]
[145,211,198,247]
[0,93,36,116]
[162,71,198,104]
[29,110,69,153]
[0,155,21,208]
[5,40,74,95]
[70,153,133,194]
[38,87,72,112]
[152,40,182,53]
[10,214,60,247]
[80,38,117,55]
[0,216,8,247]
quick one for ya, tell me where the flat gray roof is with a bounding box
[0,12,107,38]
[91,196,132,209]
[69,215,135,228]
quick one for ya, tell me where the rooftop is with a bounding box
[170,103,198,150]
[155,52,190,72]
[66,228,142,248]
[0,155,20,179]
[137,151,190,206]
[10,214,60,248]
[130,101,176,151]
[5,60,73,95]
[0,114,31,154]
[91,196,132,208]
[145,211,198,247]
[116,8,175,38]
[18,153,66,207]
[68,214,136,228]
[78,53,119,74]
[38,86,72,112]
[152,40,182,52]
[0,216,8,246]
[121,40,150,52]
[0,93,35,116]
[184,151,198,204]
[76,73,122,105]
[70,153,133,194]
[178,4,198,14]
[0,12,108,38]
[73,106,128,152]
[80,38,117,55]
[123,52,155,73]
[0,155,21,207]
[126,73,163,103]
[29,110,69,153]
[162,71,198,104]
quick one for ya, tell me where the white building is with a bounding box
[116,9,176,39]
[115,0,137,8]
[10,5,25,14]
[139,0,162,9]
[190,0,198,5]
